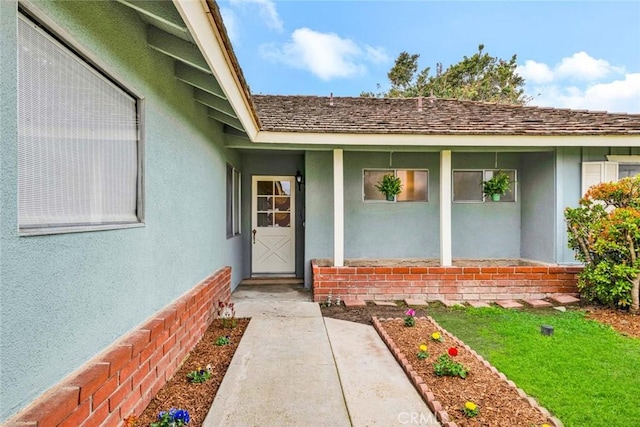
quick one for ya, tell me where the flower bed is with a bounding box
[373,316,561,426]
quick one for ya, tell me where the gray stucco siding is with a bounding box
[451,152,522,259]
[520,151,555,262]
[0,1,243,420]
[304,151,334,287]
[343,151,440,259]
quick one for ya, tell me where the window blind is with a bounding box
[18,14,139,229]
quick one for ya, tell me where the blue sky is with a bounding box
[219,1,640,113]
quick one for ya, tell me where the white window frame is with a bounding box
[362,168,429,203]
[17,8,145,236]
[226,164,241,238]
[452,169,517,203]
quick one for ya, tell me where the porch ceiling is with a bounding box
[115,0,246,134]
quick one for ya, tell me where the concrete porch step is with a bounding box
[239,277,304,285]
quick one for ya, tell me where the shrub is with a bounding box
[565,176,640,312]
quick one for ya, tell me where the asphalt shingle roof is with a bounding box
[252,95,640,136]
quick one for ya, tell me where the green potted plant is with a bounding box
[482,170,511,201]
[375,174,403,201]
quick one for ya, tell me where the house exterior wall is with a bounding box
[451,152,521,258]
[343,151,441,259]
[240,151,305,278]
[0,1,243,421]
[304,151,334,287]
[521,151,556,262]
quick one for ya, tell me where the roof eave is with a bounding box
[253,131,640,147]
[173,0,260,139]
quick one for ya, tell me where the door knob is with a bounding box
[252,229,257,244]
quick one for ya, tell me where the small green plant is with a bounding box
[433,354,469,378]
[216,300,237,328]
[482,170,511,200]
[417,344,429,360]
[151,408,190,426]
[463,401,479,417]
[186,364,212,383]
[404,308,416,327]
[215,335,230,346]
[375,174,403,200]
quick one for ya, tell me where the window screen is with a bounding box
[18,14,141,231]
[453,171,483,202]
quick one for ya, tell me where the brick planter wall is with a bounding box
[312,260,581,302]
[8,267,231,427]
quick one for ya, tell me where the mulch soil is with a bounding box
[133,318,249,427]
[131,301,638,426]
[379,317,551,426]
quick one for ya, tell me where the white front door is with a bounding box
[251,176,296,275]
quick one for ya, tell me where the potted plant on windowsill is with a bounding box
[482,171,511,201]
[375,174,403,201]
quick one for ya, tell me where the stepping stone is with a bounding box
[467,301,491,308]
[373,301,398,307]
[438,299,462,308]
[495,300,523,309]
[553,306,567,312]
[343,299,367,308]
[549,294,581,305]
[524,299,553,308]
[404,298,428,306]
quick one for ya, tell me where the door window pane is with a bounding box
[257,213,272,227]
[257,196,272,211]
[274,181,291,196]
[274,197,290,212]
[275,213,290,227]
[257,181,273,195]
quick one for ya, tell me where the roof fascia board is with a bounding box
[252,131,640,147]
[173,0,259,139]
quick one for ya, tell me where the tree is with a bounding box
[361,44,529,105]
[565,176,640,313]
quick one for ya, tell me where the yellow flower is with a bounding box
[542,425,551,427]
[431,332,441,340]
[465,401,477,411]
[419,344,428,352]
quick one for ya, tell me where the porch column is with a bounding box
[440,150,452,266]
[333,149,344,267]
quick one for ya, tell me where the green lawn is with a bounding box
[428,306,640,427]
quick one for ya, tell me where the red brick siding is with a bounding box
[312,260,580,302]
[8,267,232,427]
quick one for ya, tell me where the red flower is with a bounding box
[448,347,458,357]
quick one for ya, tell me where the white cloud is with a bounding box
[555,51,624,81]
[230,0,283,32]
[528,73,640,113]
[364,45,391,64]
[517,60,554,84]
[260,28,390,81]
[520,52,639,113]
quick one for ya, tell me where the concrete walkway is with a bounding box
[203,285,439,427]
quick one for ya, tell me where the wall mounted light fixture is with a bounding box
[295,170,304,191]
